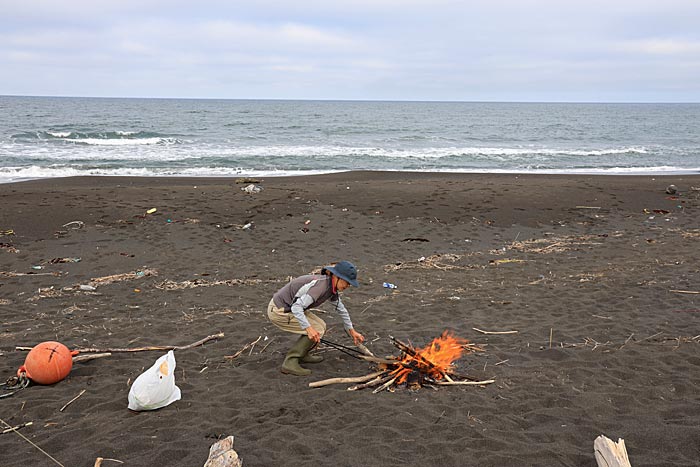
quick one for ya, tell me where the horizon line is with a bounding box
[1,94,698,105]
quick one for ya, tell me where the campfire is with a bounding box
[310,331,494,393]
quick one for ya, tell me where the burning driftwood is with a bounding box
[310,331,494,393]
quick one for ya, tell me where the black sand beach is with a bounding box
[1,172,699,466]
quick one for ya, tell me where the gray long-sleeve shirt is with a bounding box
[272,274,353,331]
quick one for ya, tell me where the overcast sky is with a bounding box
[2,0,699,102]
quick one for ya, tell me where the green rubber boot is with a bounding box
[281,335,314,376]
[301,342,323,364]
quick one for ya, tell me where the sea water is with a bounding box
[1,96,699,183]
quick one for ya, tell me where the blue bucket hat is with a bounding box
[325,260,359,287]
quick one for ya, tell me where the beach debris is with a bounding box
[594,435,632,467]
[0,229,14,236]
[241,221,254,230]
[241,184,262,194]
[665,184,677,195]
[27,267,158,299]
[489,258,526,265]
[154,277,274,290]
[472,328,518,335]
[385,253,474,272]
[89,268,158,286]
[402,237,429,242]
[310,332,492,392]
[49,257,81,263]
[669,289,700,294]
[1,421,33,435]
[59,389,87,412]
[62,220,84,229]
[1,373,30,399]
[72,353,112,363]
[146,208,157,214]
[94,458,124,466]
[203,435,243,467]
[128,350,181,411]
[1,271,63,278]
[18,332,226,354]
[0,242,19,253]
[224,336,262,360]
[18,341,77,385]
[382,282,398,289]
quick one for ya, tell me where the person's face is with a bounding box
[335,277,350,292]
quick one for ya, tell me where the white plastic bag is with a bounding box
[128,350,181,411]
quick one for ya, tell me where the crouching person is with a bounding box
[267,261,365,376]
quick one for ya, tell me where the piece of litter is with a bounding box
[146,208,157,214]
[242,184,262,194]
[79,285,96,291]
[383,282,398,289]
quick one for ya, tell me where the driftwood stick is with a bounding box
[372,376,398,394]
[434,379,495,386]
[73,353,111,363]
[258,338,274,354]
[18,334,224,353]
[1,421,33,435]
[309,370,385,388]
[94,458,125,467]
[348,372,393,391]
[224,336,262,360]
[59,389,86,412]
[355,343,375,357]
[472,327,518,335]
[669,289,700,294]
[20,332,225,353]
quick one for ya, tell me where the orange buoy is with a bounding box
[18,341,77,385]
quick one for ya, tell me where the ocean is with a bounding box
[1,96,699,183]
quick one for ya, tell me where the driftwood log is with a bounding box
[203,436,242,467]
[594,435,632,467]
[17,333,224,353]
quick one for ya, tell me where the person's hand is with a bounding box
[348,328,365,345]
[306,326,321,344]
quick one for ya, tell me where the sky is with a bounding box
[1,0,700,102]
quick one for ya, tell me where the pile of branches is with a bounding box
[310,335,494,393]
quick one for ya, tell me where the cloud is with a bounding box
[1,0,700,100]
[617,38,700,55]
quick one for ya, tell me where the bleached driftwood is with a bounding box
[594,435,632,467]
[73,353,112,363]
[309,370,385,388]
[203,436,242,467]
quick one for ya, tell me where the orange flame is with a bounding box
[390,331,468,385]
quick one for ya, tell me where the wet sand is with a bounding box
[1,172,699,466]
